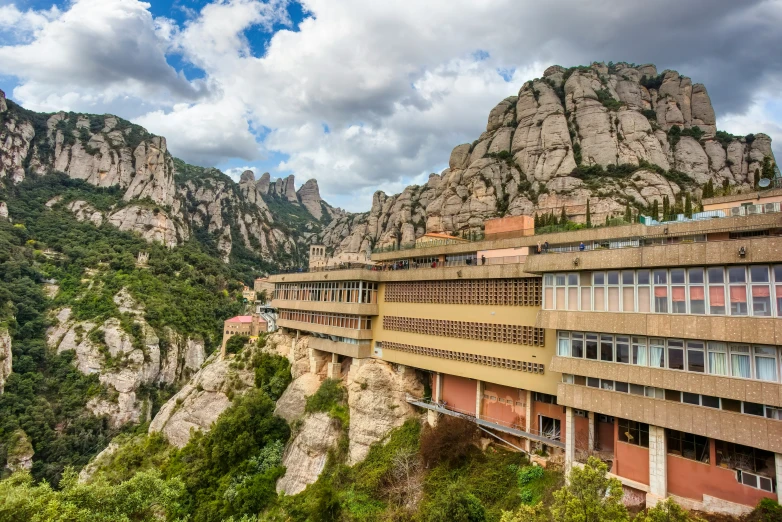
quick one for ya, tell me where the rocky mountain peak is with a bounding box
[0,89,6,113]
[257,172,271,194]
[296,179,323,219]
[270,174,298,203]
[239,169,255,184]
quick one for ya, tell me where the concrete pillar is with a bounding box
[525,390,533,452]
[433,372,442,402]
[647,425,667,506]
[476,381,484,420]
[588,411,595,451]
[326,352,341,379]
[776,453,782,504]
[564,407,576,473]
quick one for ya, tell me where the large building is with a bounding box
[269,190,782,515]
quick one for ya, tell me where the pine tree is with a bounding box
[651,200,659,221]
[560,206,567,225]
[624,202,632,223]
[684,193,693,218]
[722,179,730,195]
[586,199,592,228]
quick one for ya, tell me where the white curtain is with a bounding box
[708,352,728,376]
[558,337,570,357]
[731,354,751,378]
[650,345,664,367]
[755,357,777,381]
[634,344,647,366]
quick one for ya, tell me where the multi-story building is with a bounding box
[269,190,782,515]
[221,314,268,356]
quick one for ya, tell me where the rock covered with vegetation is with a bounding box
[321,62,777,253]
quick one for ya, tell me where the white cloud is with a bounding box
[0,3,60,41]
[2,0,782,211]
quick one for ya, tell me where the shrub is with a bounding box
[224,335,249,355]
[640,74,664,90]
[595,88,623,111]
[253,353,291,401]
[305,379,349,428]
[517,465,544,486]
[642,109,657,120]
[419,415,479,468]
[746,498,782,522]
[420,481,486,522]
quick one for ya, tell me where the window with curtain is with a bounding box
[622,271,635,312]
[689,268,705,314]
[730,345,751,379]
[654,269,668,313]
[668,339,685,370]
[600,334,614,362]
[753,346,777,382]
[557,332,570,356]
[555,274,566,310]
[650,338,665,368]
[707,342,728,376]
[638,269,651,313]
[750,266,772,317]
[729,267,748,315]
[586,333,598,360]
[571,332,584,358]
[708,267,726,315]
[607,271,620,312]
[593,272,605,312]
[687,341,705,373]
[775,266,782,317]
[671,269,687,313]
[580,273,592,311]
[616,336,630,363]
[632,337,647,365]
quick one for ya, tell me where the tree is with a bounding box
[550,457,628,522]
[650,200,659,221]
[762,156,775,180]
[662,196,670,221]
[585,200,592,228]
[225,335,250,355]
[703,179,714,198]
[634,498,706,522]
[500,502,548,522]
[684,193,692,218]
[534,213,540,229]
[722,179,730,195]
[624,203,632,223]
[560,206,568,225]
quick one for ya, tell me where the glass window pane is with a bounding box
[687,347,705,373]
[638,270,650,285]
[750,266,770,283]
[682,392,700,405]
[586,335,598,360]
[622,286,635,312]
[593,272,605,285]
[572,335,584,358]
[600,335,614,362]
[638,286,651,313]
[702,395,720,408]
[708,267,724,284]
[650,340,665,368]
[653,270,667,284]
[580,288,592,311]
[557,333,570,356]
[730,346,751,378]
[775,265,782,282]
[671,286,687,313]
[689,285,705,314]
[608,287,620,312]
[730,285,748,315]
[622,271,634,285]
[568,287,579,311]
[665,389,681,402]
[654,285,668,313]
[587,377,600,388]
[752,285,772,316]
[556,274,566,285]
[608,271,619,285]
[671,269,685,284]
[615,381,629,393]
[616,337,630,364]
[688,268,704,284]
[556,287,566,310]
[755,356,777,382]
[709,285,726,315]
[744,402,765,416]
[668,341,685,370]
[728,267,746,283]
[594,287,605,312]
[544,288,554,309]
[630,384,645,395]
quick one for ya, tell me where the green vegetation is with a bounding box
[595,88,623,111]
[640,73,664,90]
[253,348,292,401]
[305,378,349,428]
[225,335,250,355]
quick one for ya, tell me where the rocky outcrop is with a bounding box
[0,201,7,220]
[319,62,776,255]
[108,205,187,249]
[5,430,33,473]
[276,413,340,495]
[257,172,271,195]
[270,174,299,203]
[0,328,11,394]
[274,372,323,423]
[47,289,206,429]
[297,179,324,220]
[345,359,423,464]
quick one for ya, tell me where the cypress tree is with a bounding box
[703,179,714,198]
[586,199,592,228]
[624,202,632,223]
[560,206,567,225]
[722,179,730,195]
[534,213,540,229]
[651,200,659,221]
[684,193,693,218]
[662,195,670,221]
[762,157,775,180]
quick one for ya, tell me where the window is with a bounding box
[568,273,579,311]
[607,271,620,312]
[555,274,566,311]
[707,342,728,376]
[645,387,665,399]
[601,379,614,391]
[600,335,614,362]
[586,333,598,360]
[587,377,600,388]
[744,402,765,416]
[616,336,630,364]
[650,338,665,368]
[580,273,592,311]
[708,267,726,315]
[543,275,554,310]
[751,266,772,317]
[622,271,635,312]
[671,269,687,313]
[557,332,570,357]
[654,270,668,313]
[533,392,557,404]
[729,267,748,316]
[593,273,605,311]
[754,346,777,382]
[637,270,651,313]
[632,337,647,366]
[687,341,705,373]
[688,268,706,314]
[730,345,751,379]
[702,395,720,409]
[775,266,782,317]
[668,430,709,463]
[667,339,685,371]
[571,332,584,358]
[618,419,649,447]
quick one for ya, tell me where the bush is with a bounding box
[253,353,291,401]
[595,88,623,111]
[419,415,479,468]
[640,74,664,90]
[305,379,349,428]
[642,109,657,120]
[517,465,544,486]
[747,498,782,522]
[420,481,486,522]
[225,335,249,355]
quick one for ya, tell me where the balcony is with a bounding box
[556,383,782,454]
[276,318,373,340]
[550,356,782,408]
[308,337,372,359]
[270,299,378,316]
[537,310,782,346]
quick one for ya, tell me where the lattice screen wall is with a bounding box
[383,316,545,346]
[384,278,542,306]
[382,341,545,374]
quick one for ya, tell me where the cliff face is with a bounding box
[0,90,340,269]
[320,62,776,254]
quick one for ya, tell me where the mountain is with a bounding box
[0,91,342,272]
[320,62,776,254]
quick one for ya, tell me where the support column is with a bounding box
[564,407,576,474]
[776,454,782,504]
[588,411,595,452]
[525,390,533,452]
[428,373,443,427]
[327,352,341,379]
[647,425,667,507]
[475,381,484,420]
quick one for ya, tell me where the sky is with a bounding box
[1,0,782,211]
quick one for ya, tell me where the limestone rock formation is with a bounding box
[257,172,271,195]
[276,413,340,495]
[270,174,299,203]
[274,372,323,423]
[297,179,324,220]
[319,62,776,256]
[5,430,33,473]
[0,328,11,394]
[0,201,7,220]
[346,359,424,464]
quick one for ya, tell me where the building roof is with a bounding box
[226,315,253,323]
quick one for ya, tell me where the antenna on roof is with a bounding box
[759,178,771,188]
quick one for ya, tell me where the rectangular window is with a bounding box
[702,395,720,409]
[689,268,705,314]
[630,384,645,395]
[571,333,584,358]
[557,332,570,357]
[665,389,682,402]
[687,341,705,373]
[650,338,665,368]
[744,402,765,417]
[754,346,778,382]
[654,269,668,313]
[568,286,579,311]
[730,345,751,379]
[615,381,629,393]
[729,267,748,316]
[580,287,592,311]
[616,336,630,364]
[682,392,700,405]
[638,270,651,313]
[667,340,685,371]
[707,342,728,376]
[708,267,726,315]
[671,269,687,313]
[618,419,649,447]
[600,335,614,362]
[594,286,605,312]
[608,286,620,312]
[587,377,600,388]
[586,334,598,360]
[632,337,647,366]
[622,271,635,312]
[775,266,782,317]
[667,430,709,463]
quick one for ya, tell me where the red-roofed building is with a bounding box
[221,314,268,357]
